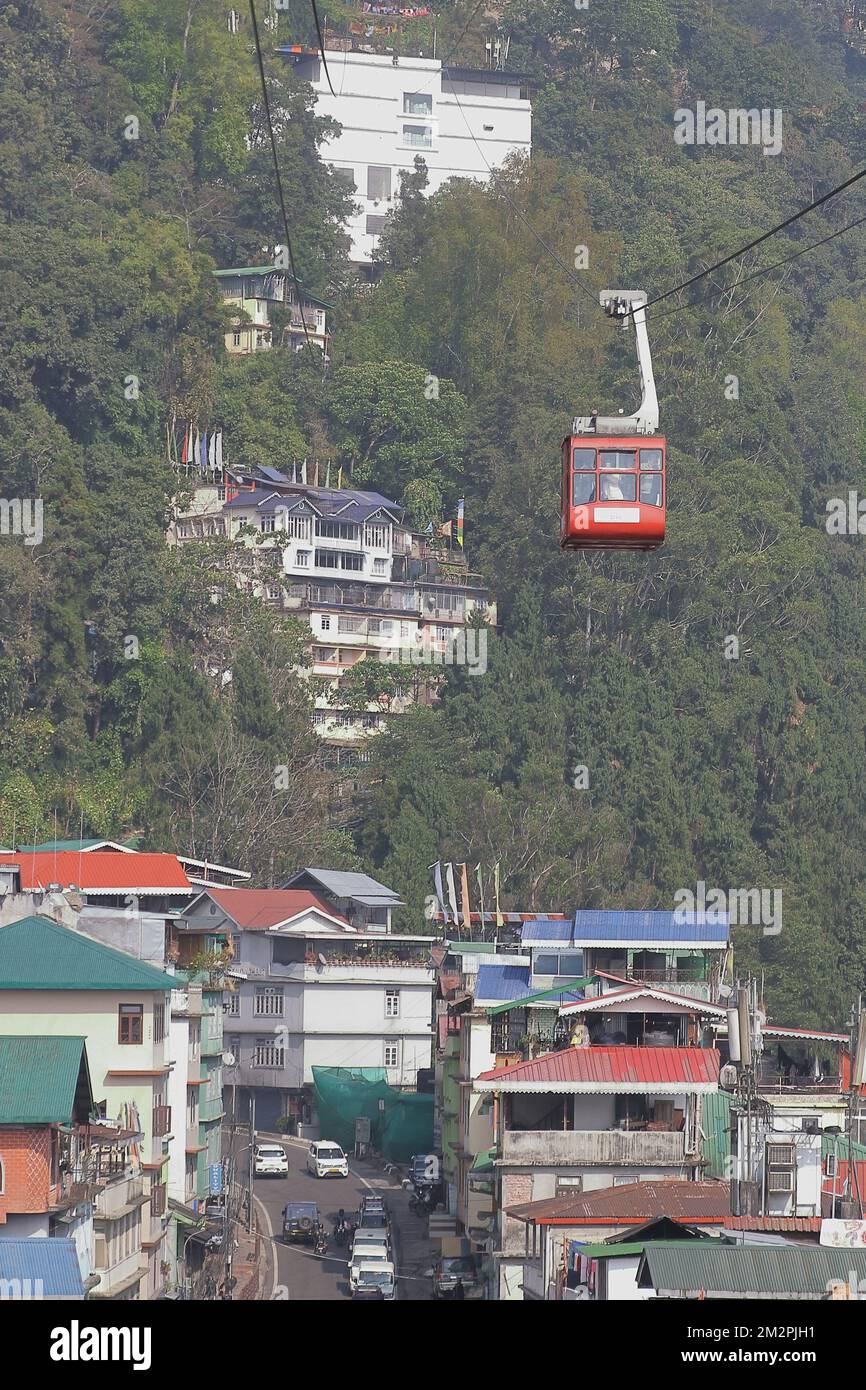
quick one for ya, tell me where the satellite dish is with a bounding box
[222,1052,236,1067]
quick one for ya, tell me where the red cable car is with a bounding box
[561,291,666,552]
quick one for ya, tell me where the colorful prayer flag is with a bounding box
[456,498,465,548]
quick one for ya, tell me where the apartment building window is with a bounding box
[366,215,387,236]
[312,711,326,726]
[254,1037,285,1068]
[365,523,389,549]
[403,124,432,148]
[187,1088,198,1125]
[338,615,365,634]
[232,331,241,347]
[118,1004,143,1045]
[225,1034,241,1060]
[151,1182,167,1217]
[334,712,355,728]
[285,514,311,539]
[321,615,331,631]
[260,516,276,533]
[404,92,432,116]
[333,166,356,191]
[315,549,363,572]
[367,166,391,200]
[153,1000,165,1043]
[267,584,283,600]
[254,985,283,1017]
[555,1176,583,1195]
[372,558,387,576]
[384,1042,400,1068]
[224,992,239,1016]
[316,519,359,541]
[296,550,310,567]
[385,990,400,1018]
[369,618,393,635]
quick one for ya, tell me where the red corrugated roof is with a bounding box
[726,1215,822,1233]
[477,1045,720,1088]
[508,1180,731,1225]
[204,887,347,930]
[0,851,191,893]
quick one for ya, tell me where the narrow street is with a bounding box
[251,1136,436,1301]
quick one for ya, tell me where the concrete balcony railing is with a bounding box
[268,960,434,983]
[93,1175,146,1220]
[501,1128,688,1167]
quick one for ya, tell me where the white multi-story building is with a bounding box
[173,469,496,757]
[281,47,532,265]
[179,870,436,1131]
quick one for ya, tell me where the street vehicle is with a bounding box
[254,1143,289,1177]
[352,1262,396,1301]
[348,1242,390,1292]
[356,1208,389,1232]
[359,1194,389,1223]
[561,291,666,552]
[433,1254,482,1299]
[306,1140,349,1179]
[281,1201,322,1245]
[408,1153,440,1187]
[350,1227,390,1257]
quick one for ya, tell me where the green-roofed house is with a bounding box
[0,1035,93,1239]
[214,265,330,355]
[0,915,176,1299]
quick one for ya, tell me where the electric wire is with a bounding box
[448,84,598,305]
[308,0,336,94]
[248,0,318,363]
[647,207,866,325]
[643,161,866,313]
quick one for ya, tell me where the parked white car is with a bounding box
[352,1262,396,1300]
[254,1143,289,1177]
[351,1228,390,1257]
[348,1243,390,1292]
[306,1141,349,1179]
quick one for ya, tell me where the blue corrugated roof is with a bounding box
[521,920,574,943]
[571,910,729,943]
[474,963,532,1004]
[0,1239,84,1298]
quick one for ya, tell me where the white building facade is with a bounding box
[282,48,532,265]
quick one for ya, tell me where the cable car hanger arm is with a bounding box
[573,291,659,438]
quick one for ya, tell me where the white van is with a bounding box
[348,1243,390,1292]
[306,1140,349,1179]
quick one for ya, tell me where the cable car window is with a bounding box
[640,448,663,471]
[600,473,636,501]
[572,448,595,469]
[640,475,663,507]
[599,450,637,470]
[572,473,596,504]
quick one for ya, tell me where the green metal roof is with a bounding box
[486,977,593,1016]
[822,1133,866,1162]
[639,1243,866,1296]
[0,1036,92,1123]
[573,1239,718,1260]
[0,916,177,991]
[21,839,104,852]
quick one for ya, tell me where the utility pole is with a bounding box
[248,1091,256,1234]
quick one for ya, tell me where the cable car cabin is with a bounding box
[561,435,666,551]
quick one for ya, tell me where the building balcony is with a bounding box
[283,581,420,614]
[268,959,434,983]
[92,1175,147,1221]
[500,1128,688,1167]
[199,1094,225,1123]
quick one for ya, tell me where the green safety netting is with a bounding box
[312,1066,433,1162]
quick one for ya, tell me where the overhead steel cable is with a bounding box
[448,84,599,305]
[643,161,866,313]
[248,0,317,363]
[647,207,866,325]
[308,0,336,94]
